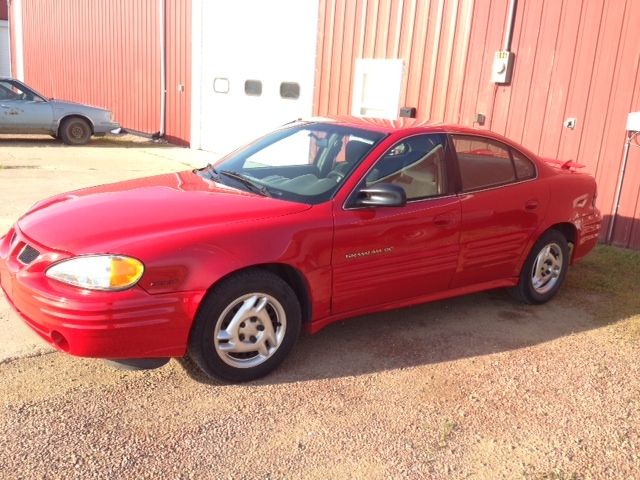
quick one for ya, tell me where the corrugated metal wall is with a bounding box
[12,0,190,145]
[314,0,640,249]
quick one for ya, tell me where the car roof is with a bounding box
[306,115,540,160]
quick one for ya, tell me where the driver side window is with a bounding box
[0,81,36,102]
[365,134,448,201]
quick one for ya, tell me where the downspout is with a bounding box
[607,132,637,244]
[11,0,24,80]
[158,0,166,138]
[503,0,517,51]
[6,0,12,76]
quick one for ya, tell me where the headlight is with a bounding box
[46,255,144,291]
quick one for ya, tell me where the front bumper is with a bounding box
[573,209,602,263]
[93,121,121,135]
[0,227,203,359]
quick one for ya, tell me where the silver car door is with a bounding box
[0,99,54,131]
[0,81,53,132]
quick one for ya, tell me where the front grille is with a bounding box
[17,245,40,265]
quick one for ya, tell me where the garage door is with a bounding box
[0,21,10,77]
[195,0,319,154]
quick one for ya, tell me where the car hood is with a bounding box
[17,171,312,253]
[50,99,109,113]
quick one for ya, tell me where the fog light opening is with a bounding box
[51,330,70,351]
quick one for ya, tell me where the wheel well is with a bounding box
[548,222,576,245]
[548,222,577,259]
[210,264,312,325]
[57,115,94,135]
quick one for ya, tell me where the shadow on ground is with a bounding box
[177,244,640,386]
[0,135,169,149]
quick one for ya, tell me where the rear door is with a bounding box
[331,133,461,314]
[449,134,548,288]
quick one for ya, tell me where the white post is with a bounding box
[12,0,24,80]
[190,0,202,150]
[158,0,166,137]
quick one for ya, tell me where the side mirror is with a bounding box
[353,183,407,208]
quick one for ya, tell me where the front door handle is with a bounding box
[0,105,10,109]
[525,199,539,210]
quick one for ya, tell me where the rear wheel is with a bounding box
[186,270,301,382]
[59,117,92,145]
[509,230,569,304]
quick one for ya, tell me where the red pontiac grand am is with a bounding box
[0,117,601,382]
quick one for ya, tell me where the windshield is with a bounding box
[197,123,386,204]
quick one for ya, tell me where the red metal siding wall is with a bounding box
[12,0,190,144]
[315,0,640,249]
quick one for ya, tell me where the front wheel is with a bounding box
[509,230,569,304]
[59,117,92,145]
[186,270,301,382]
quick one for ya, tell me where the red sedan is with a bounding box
[0,117,601,382]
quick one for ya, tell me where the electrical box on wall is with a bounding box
[491,50,515,84]
[626,112,640,132]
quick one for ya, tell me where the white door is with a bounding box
[0,21,10,77]
[194,0,319,155]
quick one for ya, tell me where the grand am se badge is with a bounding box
[345,247,394,260]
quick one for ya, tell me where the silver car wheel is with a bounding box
[70,124,85,139]
[531,242,563,295]
[213,293,287,369]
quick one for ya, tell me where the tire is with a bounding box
[186,270,301,382]
[509,229,569,305]
[59,117,92,145]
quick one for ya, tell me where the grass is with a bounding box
[535,470,581,480]
[437,419,456,449]
[564,245,640,337]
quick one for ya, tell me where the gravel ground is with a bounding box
[1,137,639,479]
[1,283,639,479]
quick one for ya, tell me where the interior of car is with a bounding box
[237,130,448,203]
[366,135,447,199]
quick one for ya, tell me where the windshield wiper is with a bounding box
[195,164,221,181]
[218,170,272,197]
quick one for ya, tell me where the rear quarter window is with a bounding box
[512,149,536,180]
[452,136,515,191]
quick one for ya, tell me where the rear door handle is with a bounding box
[525,200,539,210]
[0,105,9,109]
[434,214,453,226]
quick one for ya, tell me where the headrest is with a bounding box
[345,140,371,163]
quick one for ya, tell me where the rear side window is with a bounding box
[451,135,534,192]
[512,150,536,180]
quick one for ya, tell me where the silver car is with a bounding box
[0,78,120,145]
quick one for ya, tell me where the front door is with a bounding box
[0,80,53,132]
[332,134,461,314]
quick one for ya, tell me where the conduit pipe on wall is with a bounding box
[607,132,638,244]
[503,0,517,51]
[158,0,166,137]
